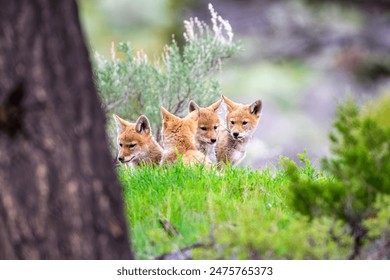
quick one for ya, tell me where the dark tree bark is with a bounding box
[0,0,132,259]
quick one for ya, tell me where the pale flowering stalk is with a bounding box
[218,15,233,43]
[135,49,148,65]
[208,3,234,44]
[111,41,116,60]
[184,19,195,41]
[110,42,121,87]
[184,17,207,42]
[195,17,205,36]
[183,3,234,45]
[209,3,219,37]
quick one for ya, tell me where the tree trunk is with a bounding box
[0,0,132,259]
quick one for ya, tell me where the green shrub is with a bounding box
[283,99,390,258]
[365,89,390,129]
[361,195,390,259]
[193,208,352,260]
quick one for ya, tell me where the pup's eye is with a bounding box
[128,144,136,148]
[243,121,248,125]
[214,126,218,130]
[119,143,123,147]
[230,120,235,125]
[201,127,207,131]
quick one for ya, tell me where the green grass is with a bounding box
[118,162,299,259]
[118,159,353,259]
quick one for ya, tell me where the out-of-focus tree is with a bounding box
[0,0,132,259]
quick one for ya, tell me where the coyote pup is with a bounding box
[188,99,222,160]
[216,95,262,166]
[113,114,163,167]
[160,107,212,167]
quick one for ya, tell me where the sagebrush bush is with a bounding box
[94,4,241,143]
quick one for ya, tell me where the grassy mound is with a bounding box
[118,160,350,259]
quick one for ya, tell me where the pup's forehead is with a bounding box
[199,108,220,124]
[227,106,250,119]
[122,122,136,131]
[117,124,137,141]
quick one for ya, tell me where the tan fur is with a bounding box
[216,95,262,166]
[113,114,163,167]
[160,107,213,167]
[188,99,222,159]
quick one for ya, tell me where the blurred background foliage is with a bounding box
[79,0,390,168]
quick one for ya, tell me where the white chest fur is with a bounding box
[231,148,246,166]
[206,146,217,163]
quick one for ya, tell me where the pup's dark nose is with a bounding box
[211,138,216,143]
[233,132,239,137]
[118,156,124,162]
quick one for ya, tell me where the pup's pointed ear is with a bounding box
[188,100,200,113]
[222,95,238,111]
[135,115,151,135]
[113,114,127,134]
[208,98,222,112]
[161,107,180,125]
[249,99,262,117]
[161,106,173,120]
